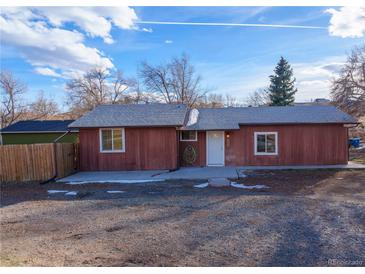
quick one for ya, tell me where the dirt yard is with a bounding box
[350,146,365,165]
[1,169,364,266]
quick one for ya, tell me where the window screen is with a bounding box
[255,132,277,155]
[180,131,197,141]
[100,128,124,152]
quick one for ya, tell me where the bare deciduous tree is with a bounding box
[139,54,207,107]
[66,67,134,117]
[0,71,27,128]
[224,94,244,107]
[125,80,159,104]
[139,62,173,103]
[246,88,270,107]
[197,93,225,108]
[196,93,244,108]
[331,45,365,117]
[26,91,59,120]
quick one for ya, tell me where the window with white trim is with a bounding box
[254,132,278,155]
[180,130,197,141]
[100,128,125,152]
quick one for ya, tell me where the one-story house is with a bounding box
[69,104,357,171]
[0,120,78,145]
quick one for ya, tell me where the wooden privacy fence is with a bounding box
[0,143,79,182]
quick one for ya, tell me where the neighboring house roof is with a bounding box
[69,104,188,128]
[184,105,358,130]
[294,98,331,106]
[1,120,77,133]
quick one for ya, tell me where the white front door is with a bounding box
[206,131,225,166]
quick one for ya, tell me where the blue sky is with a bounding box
[1,6,364,109]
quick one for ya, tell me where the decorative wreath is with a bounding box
[183,145,197,164]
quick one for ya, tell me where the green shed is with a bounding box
[0,120,78,145]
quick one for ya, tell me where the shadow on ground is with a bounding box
[2,169,360,207]
[1,169,364,266]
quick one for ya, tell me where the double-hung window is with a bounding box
[254,132,278,155]
[100,128,125,153]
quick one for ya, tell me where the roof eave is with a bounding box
[69,124,184,129]
[1,130,79,134]
[181,126,240,131]
[238,121,358,125]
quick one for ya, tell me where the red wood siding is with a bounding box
[225,124,348,166]
[79,127,178,171]
[179,131,206,167]
[178,124,348,167]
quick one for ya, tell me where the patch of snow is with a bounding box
[107,190,125,194]
[230,182,269,189]
[237,169,247,178]
[186,108,199,126]
[66,179,165,185]
[194,182,209,188]
[65,181,89,185]
[47,190,68,194]
[65,191,78,196]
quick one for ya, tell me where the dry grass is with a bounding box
[1,170,364,266]
[350,147,365,164]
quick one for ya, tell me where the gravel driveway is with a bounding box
[1,170,364,266]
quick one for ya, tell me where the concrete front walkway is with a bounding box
[58,162,365,183]
[57,167,241,183]
[158,167,240,180]
[57,170,169,183]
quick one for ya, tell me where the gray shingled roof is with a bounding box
[69,104,188,128]
[184,105,358,130]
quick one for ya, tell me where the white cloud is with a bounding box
[0,7,138,78]
[34,67,61,77]
[295,79,331,101]
[197,56,346,103]
[141,27,153,33]
[36,7,137,44]
[293,60,344,80]
[326,7,365,38]
[292,56,345,101]
[165,40,173,44]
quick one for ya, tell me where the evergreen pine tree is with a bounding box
[268,57,297,106]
